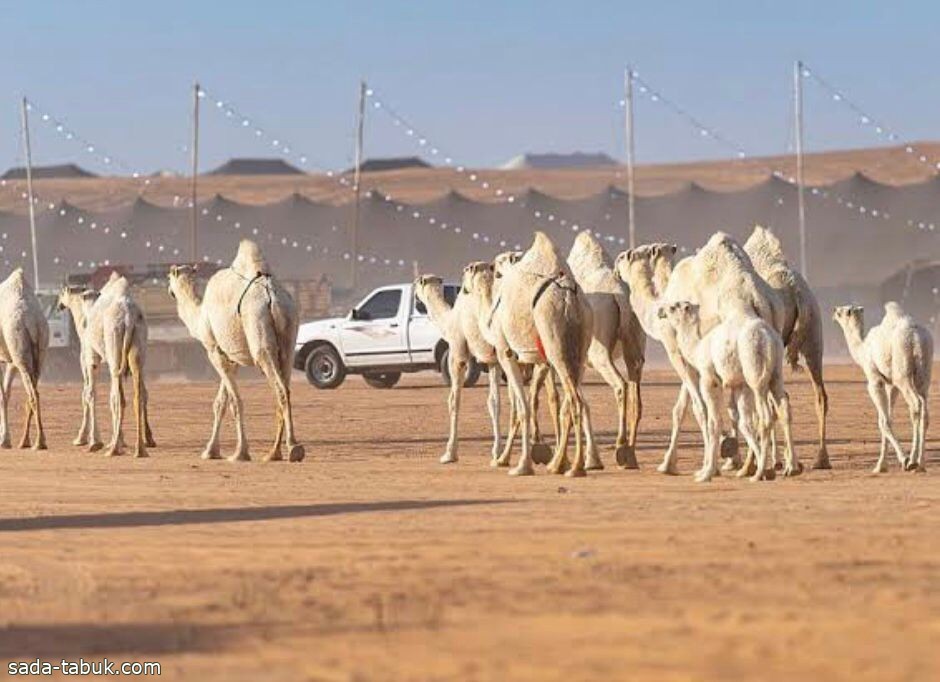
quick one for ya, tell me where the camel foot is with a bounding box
[530,442,553,466]
[34,440,47,451]
[491,456,510,468]
[736,460,758,478]
[18,438,30,449]
[783,461,804,477]
[914,464,927,474]
[903,458,918,472]
[508,460,535,477]
[657,460,679,475]
[693,468,717,483]
[228,451,251,462]
[0,438,10,450]
[439,451,458,464]
[812,447,832,470]
[750,468,776,482]
[73,436,88,447]
[615,444,638,469]
[565,467,587,478]
[585,458,604,471]
[721,457,738,472]
[134,449,149,459]
[200,448,221,460]
[288,444,305,462]
[264,450,284,462]
[88,442,104,453]
[146,437,157,448]
[104,447,122,457]
[546,456,571,475]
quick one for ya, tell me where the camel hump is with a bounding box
[522,231,565,272]
[232,239,270,277]
[744,224,788,268]
[3,267,27,292]
[569,231,611,271]
[883,301,906,320]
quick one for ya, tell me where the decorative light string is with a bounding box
[366,85,629,247]
[800,63,940,173]
[627,71,940,232]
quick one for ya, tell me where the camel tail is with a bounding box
[784,279,818,373]
[118,312,139,377]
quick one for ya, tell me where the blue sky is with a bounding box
[1,1,937,174]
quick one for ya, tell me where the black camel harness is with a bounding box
[530,271,578,309]
[236,270,273,316]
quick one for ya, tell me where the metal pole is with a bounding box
[794,61,808,278]
[624,67,637,248]
[190,82,201,263]
[20,98,40,290]
[350,80,367,292]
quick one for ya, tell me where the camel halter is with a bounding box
[236,271,272,316]
[531,271,578,309]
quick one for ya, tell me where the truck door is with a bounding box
[408,284,459,364]
[339,287,409,368]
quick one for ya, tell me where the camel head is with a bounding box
[832,304,864,330]
[649,242,678,264]
[614,245,656,288]
[461,261,494,295]
[167,264,198,301]
[492,251,522,280]
[56,285,94,312]
[414,274,443,305]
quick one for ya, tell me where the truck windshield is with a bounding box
[414,285,458,315]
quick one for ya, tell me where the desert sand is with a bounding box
[0,365,937,681]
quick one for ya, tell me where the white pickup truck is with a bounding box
[294,282,482,389]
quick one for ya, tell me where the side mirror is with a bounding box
[349,308,360,321]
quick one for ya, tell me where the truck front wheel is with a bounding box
[305,345,346,389]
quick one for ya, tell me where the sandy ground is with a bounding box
[0,365,938,681]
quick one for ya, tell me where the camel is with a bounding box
[414,271,504,464]
[0,268,48,450]
[660,301,799,482]
[833,303,932,473]
[489,231,595,477]
[167,240,303,462]
[57,276,156,457]
[567,230,645,469]
[460,258,558,466]
[647,228,831,471]
[619,233,787,475]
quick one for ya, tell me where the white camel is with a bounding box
[619,233,786,476]
[414,272,503,464]
[490,232,595,477]
[460,258,558,466]
[567,231,645,469]
[833,303,932,473]
[168,240,303,462]
[57,276,155,457]
[0,268,48,450]
[660,300,799,482]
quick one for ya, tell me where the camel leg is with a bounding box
[867,380,905,471]
[774,386,801,477]
[494,382,518,467]
[805,352,831,470]
[0,364,13,449]
[720,391,741,470]
[733,391,764,479]
[506,358,535,477]
[74,360,92,447]
[695,374,723,483]
[142,383,157,448]
[915,393,929,472]
[528,364,554,465]
[17,363,46,451]
[590,349,630,470]
[659,384,690,475]
[547,393,572,475]
[201,383,228,459]
[872,385,893,474]
[626,360,643,463]
[129,349,148,458]
[900,385,927,472]
[485,364,501,462]
[440,348,467,464]
[543,366,561,461]
[565,385,589,478]
[208,351,249,462]
[104,370,125,457]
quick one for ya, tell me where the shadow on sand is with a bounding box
[0,499,513,533]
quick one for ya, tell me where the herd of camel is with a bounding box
[414,226,933,481]
[0,229,929,481]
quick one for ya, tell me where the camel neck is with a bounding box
[653,260,673,297]
[174,281,203,339]
[65,299,88,338]
[840,321,867,366]
[627,274,662,339]
[673,322,702,359]
[422,287,452,328]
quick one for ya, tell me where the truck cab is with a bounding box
[294,282,480,389]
